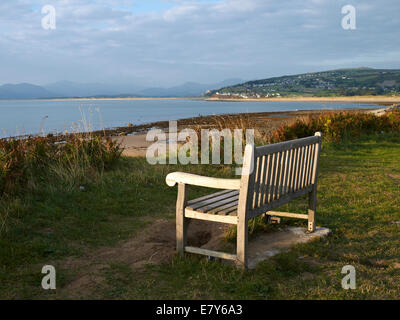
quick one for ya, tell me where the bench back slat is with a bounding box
[241,133,322,216]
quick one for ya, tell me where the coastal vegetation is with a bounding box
[0,109,400,299]
[208,68,400,98]
[270,108,400,143]
[0,133,122,195]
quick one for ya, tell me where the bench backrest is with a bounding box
[238,133,322,219]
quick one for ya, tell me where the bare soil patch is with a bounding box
[59,219,229,298]
[58,218,331,297]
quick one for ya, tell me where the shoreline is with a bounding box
[110,108,380,157]
[88,107,382,137]
[1,107,385,143]
[13,95,400,105]
[3,106,392,157]
[205,95,400,105]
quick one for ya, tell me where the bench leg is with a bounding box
[176,183,188,255]
[236,217,248,268]
[308,187,317,233]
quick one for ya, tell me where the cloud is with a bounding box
[0,0,399,86]
[163,5,198,22]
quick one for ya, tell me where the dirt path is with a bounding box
[58,219,230,298]
[57,215,331,298]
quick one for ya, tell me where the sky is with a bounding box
[0,0,399,87]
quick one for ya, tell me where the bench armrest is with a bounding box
[166,172,241,190]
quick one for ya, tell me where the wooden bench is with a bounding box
[166,132,322,268]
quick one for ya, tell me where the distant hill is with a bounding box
[139,79,243,97]
[207,68,400,98]
[43,81,143,98]
[0,83,56,99]
[0,78,243,99]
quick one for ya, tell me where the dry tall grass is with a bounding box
[0,132,123,195]
[270,108,400,143]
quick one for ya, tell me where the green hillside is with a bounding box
[207,68,400,98]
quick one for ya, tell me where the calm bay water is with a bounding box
[0,99,379,137]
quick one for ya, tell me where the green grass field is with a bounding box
[1,133,399,299]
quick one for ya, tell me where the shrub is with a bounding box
[0,133,123,194]
[269,109,400,143]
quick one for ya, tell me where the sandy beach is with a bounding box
[112,107,387,157]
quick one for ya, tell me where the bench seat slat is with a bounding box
[187,189,233,206]
[218,204,238,216]
[208,200,239,214]
[187,190,239,210]
[197,194,239,213]
[185,189,240,216]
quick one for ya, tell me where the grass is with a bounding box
[1,133,400,299]
[0,134,122,195]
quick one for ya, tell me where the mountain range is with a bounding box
[3,68,400,100]
[0,79,243,100]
